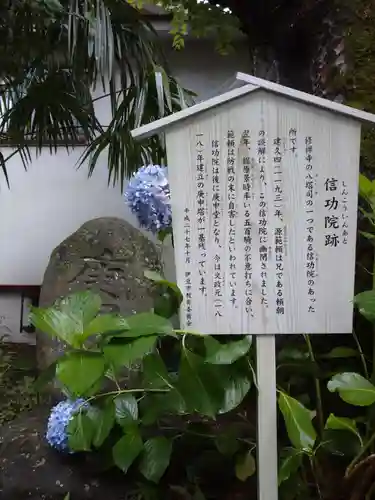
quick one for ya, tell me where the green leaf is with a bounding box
[218,371,251,414]
[214,430,240,456]
[143,270,173,287]
[88,404,115,448]
[153,289,181,319]
[204,336,252,365]
[278,393,316,451]
[325,413,358,435]
[177,349,223,417]
[325,413,362,446]
[360,231,375,242]
[321,429,362,457]
[320,347,359,359]
[156,228,173,243]
[114,393,138,427]
[56,352,105,397]
[29,291,102,346]
[67,411,94,451]
[103,336,157,371]
[57,291,101,323]
[278,449,302,486]
[359,173,375,202]
[354,291,375,322]
[83,314,129,339]
[142,352,172,389]
[139,436,173,483]
[144,271,183,301]
[29,308,81,346]
[112,428,143,473]
[327,372,375,406]
[122,313,174,337]
[140,391,186,425]
[235,450,256,481]
[278,347,309,361]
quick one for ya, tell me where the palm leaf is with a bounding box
[79,68,194,188]
[0,0,194,186]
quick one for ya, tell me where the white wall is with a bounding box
[0,38,250,342]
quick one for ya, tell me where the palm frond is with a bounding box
[0,0,194,186]
[0,68,100,152]
[79,68,195,190]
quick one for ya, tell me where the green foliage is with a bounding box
[35,215,375,498]
[127,0,240,54]
[0,0,193,186]
[235,449,256,481]
[325,414,363,446]
[204,336,252,365]
[29,291,129,348]
[112,428,144,472]
[278,392,316,451]
[340,0,375,173]
[33,283,253,484]
[139,436,173,482]
[354,290,375,322]
[328,372,375,406]
[276,250,375,499]
[278,449,302,486]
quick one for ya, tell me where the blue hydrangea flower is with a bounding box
[125,164,172,234]
[46,399,87,453]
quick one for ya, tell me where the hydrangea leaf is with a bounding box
[114,393,138,427]
[121,312,174,338]
[56,351,106,397]
[112,427,143,473]
[204,336,252,364]
[103,336,157,371]
[138,436,173,483]
[88,404,115,448]
[67,411,95,452]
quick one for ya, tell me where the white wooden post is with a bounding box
[131,72,374,500]
[257,335,278,500]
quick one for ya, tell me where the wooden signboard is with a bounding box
[131,73,375,500]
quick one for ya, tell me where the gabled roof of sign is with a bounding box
[131,71,375,140]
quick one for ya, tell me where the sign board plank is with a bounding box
[166,90,361,335]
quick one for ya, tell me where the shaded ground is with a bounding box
[0,342,42,424]
[0,405,258,500]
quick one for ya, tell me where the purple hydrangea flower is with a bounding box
[46,399,88,453]
[125,164,172,234]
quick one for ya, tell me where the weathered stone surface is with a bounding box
[36,217,163,371]
[0,407,137,500]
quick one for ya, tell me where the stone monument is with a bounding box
[36,217,163,371]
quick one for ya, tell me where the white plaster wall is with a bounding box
[0,38,250,342]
